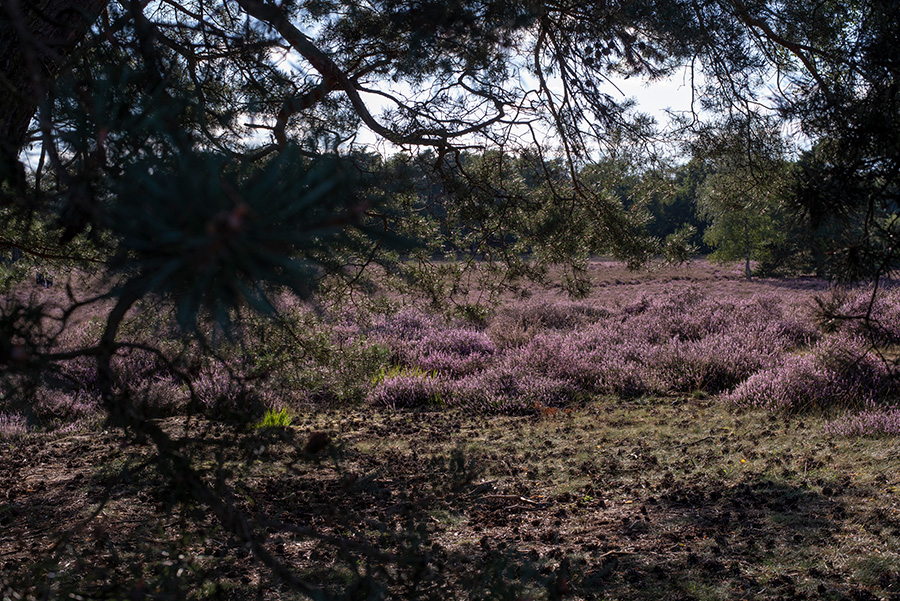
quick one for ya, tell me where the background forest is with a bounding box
[1,0,900,599]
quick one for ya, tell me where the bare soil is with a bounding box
[3,396,900,600]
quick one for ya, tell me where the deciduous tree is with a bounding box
[692,114,793,279]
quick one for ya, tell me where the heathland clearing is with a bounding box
[2,260,900,599]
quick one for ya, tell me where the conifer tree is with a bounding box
[1,1,898,595]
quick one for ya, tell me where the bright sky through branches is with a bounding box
[349,65,701,157]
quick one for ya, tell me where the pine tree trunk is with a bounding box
[744,218,751,280]
[0,0,108,164]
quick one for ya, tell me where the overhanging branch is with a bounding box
[234,0,505,148]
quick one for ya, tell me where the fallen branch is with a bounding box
[479,494,547,506]
[676,435,714,448]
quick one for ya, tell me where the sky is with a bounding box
[350,64,703,157]
[612,69,700,125]
[19,63,700,172]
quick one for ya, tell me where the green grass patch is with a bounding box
[253,407,293,429]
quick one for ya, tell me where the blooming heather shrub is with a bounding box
[370,364,413,385]
[589,349,649,397]
[486,300,610,348]
[513,299,610,330]
[14,284,843,424]
[51,350,185,418]
[130,373,189,417]
[111,348,171,387]
[875,287,900,342]
[360,287,831,412]
[621,296,651,316]
[44,304,200,421]
[411,350,485,377]
[56,356,101,393]
[515,374,582,407]
[485,313,538,349]
[490,329,654,399]
[651,339,742,393]
[369,311,497,377]
[508,333,604,389]
[193,365,241,409]
[409,328,497,377]
[726,335,895,413]
[452,364,519,406]
[767,316,819,348]
[824,406,900,436]
[368,346,585,413]
[452,365,583,413]
[53,316,107,351]
[195,379,274,423]
[370,309,438,343]
[639,286,714,341]
[369,373,450,409]
[188,354,294,421]
[25,284,862,423]
[423,328,496,357]
[597,287,815,394]
[816,285,900,344]
[649,323,790,393]
[488,299,610,348]
[451,369,584,414]
[498,289,806,399]
[33,389,103,427]
[0,413,28,439]
[623,287,815,348]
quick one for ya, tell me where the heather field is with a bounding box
[3,260,900,600]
